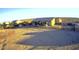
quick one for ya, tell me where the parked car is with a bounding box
[62,23,75,31]
[74,23,79,31]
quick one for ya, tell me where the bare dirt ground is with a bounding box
[0,27,79,50]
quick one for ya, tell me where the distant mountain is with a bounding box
[8,17,79,23]
[33,17,53,21]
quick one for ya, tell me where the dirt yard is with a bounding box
[0,27,79,50]
[0,27,52,50]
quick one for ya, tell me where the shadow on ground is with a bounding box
[16,30,79,47]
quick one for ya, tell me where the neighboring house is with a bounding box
[0,17,79,29]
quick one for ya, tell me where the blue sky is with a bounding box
[0,8,79,22]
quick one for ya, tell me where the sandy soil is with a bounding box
[0,27,79,50]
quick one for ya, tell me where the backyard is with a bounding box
[0,27,79,50]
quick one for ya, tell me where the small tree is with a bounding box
[3,22,6,29]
